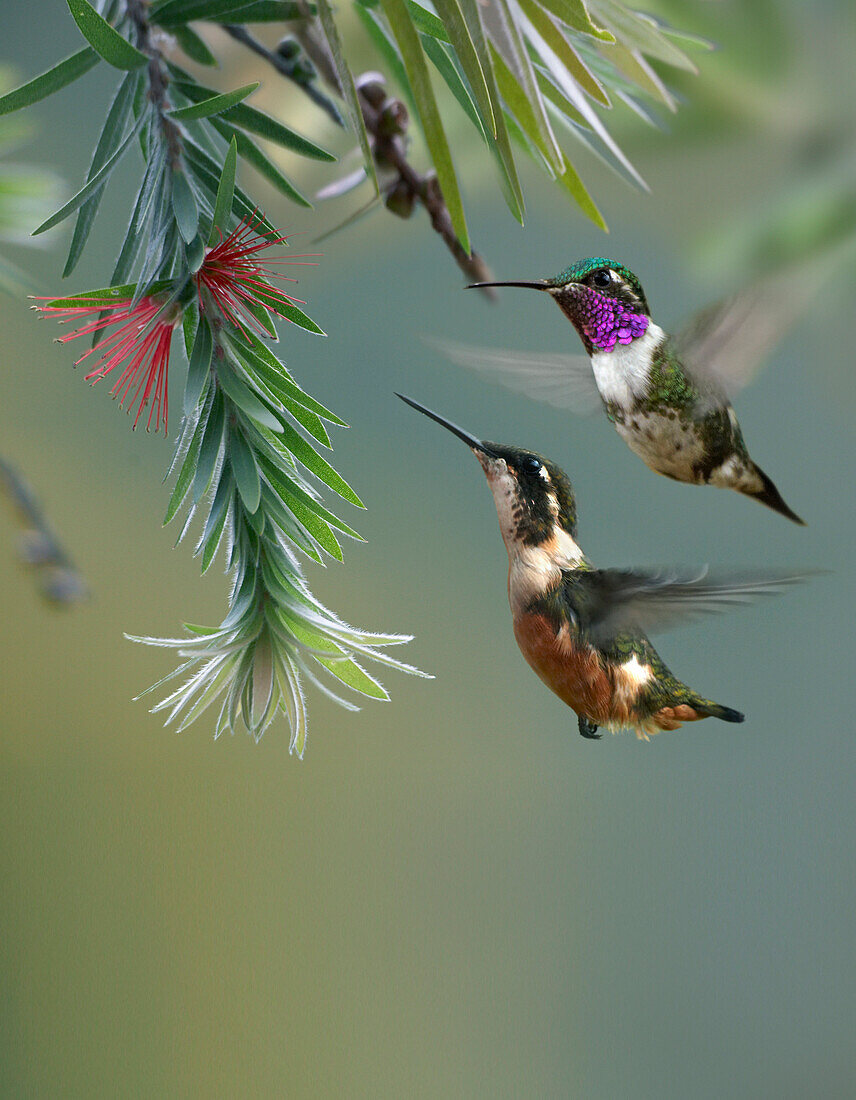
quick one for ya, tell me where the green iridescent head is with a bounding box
[546,257,649,314]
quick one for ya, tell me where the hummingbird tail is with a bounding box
[744,463,806,525]
[696,702,745,724]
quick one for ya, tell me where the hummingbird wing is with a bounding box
[431,338,603,415]
[569,565,813,646]
[674,265,818,397]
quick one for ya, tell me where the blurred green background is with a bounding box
[2,2,855,1096]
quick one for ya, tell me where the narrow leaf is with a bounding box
[587,1,696,70]
[316,0,379,195]
[168,82,258,121]
[229,431,262,513]
[0,47,99,117]
[556,157,606,229]
[64,72,139,277]
[185,317,213,415]
[432,0,495,135]
[193,391,226,503]
[314,655,389,699]
[33,111,145,235]
[172,170,199,243]
[457,0,524,222]
[535,0,613,41]
[209,137,237,245]
[66,0,148,70]
[518,0,609,106]
[488,0,563,171]
[173,78,335,161]
[210,120,311,208]
[173,25,217,66]
[278,422,364,507]
[421,36,486,138]
[380,0,470,251]
[216,359,282,431]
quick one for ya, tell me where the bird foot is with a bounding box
[578,715,601,740]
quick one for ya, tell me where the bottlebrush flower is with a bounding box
[34,291,179,433]
[195,212,316,337]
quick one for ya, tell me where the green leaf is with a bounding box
[314,654,389,699]
[316,0,380,196]
[216,359,282,431]
[41,279,173,309]
[63,71,140,276]
[193,391,226,503]
[182,138,279,238]
[264,485,343,561]
[172,25,217,66]
[229,335,347,425]
[182,298,200,358]
[406,0,449,40]
[256,292,325,336]
[0,47,100,117]
[164,403,210,524]
[66,0,148,70]
[456,0,524,222]
[518,0,609,106]
[258,455,361,538]
[431,0,495,135]
[153,0,304,24]
[354,5,414,110]
[586,0,695,70]
[33,110,145,235]
[209,120,311,209]
[172,170,199,243]
[173,78,335,161]
[535,0,613,41]
[199,475,233,573]
[421,36,486,138]
[555,157,606,229]
[168,82,258,121]
[185,232,206,272]
[185,317,213,415]
[380,0,470,252]
[277,422,364,507]
[209,137,237,245]
[489,0,562,172]
[230,431,262,513]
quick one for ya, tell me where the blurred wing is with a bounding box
[675,265,819,396]
[432,338,603,416]
[574,565,814,646]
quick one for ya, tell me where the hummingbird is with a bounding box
[397,393,808,740]
[456,257,805,524]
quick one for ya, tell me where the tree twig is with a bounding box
[220,24,346,129]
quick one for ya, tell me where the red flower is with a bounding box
[35,293,178,433]
[196,212,316,337]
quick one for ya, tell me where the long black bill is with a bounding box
[396,394,493,455]
[466,280,549,292]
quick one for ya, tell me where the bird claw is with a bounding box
[578,715,601,740]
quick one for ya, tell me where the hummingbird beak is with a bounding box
[466,280,549,292]
[396,394,494,456]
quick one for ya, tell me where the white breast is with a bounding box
[589,322,666,408]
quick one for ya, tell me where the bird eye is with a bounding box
[591,269,611,288]
[520,455,542,474]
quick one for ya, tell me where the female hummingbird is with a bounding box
[398,394,807,740]
[456,258,805,523]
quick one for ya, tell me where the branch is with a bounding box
[219,24,346,129]
[229,20,496,291]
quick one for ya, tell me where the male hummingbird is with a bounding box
[398,394,807,740]
[457,258,805,523]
